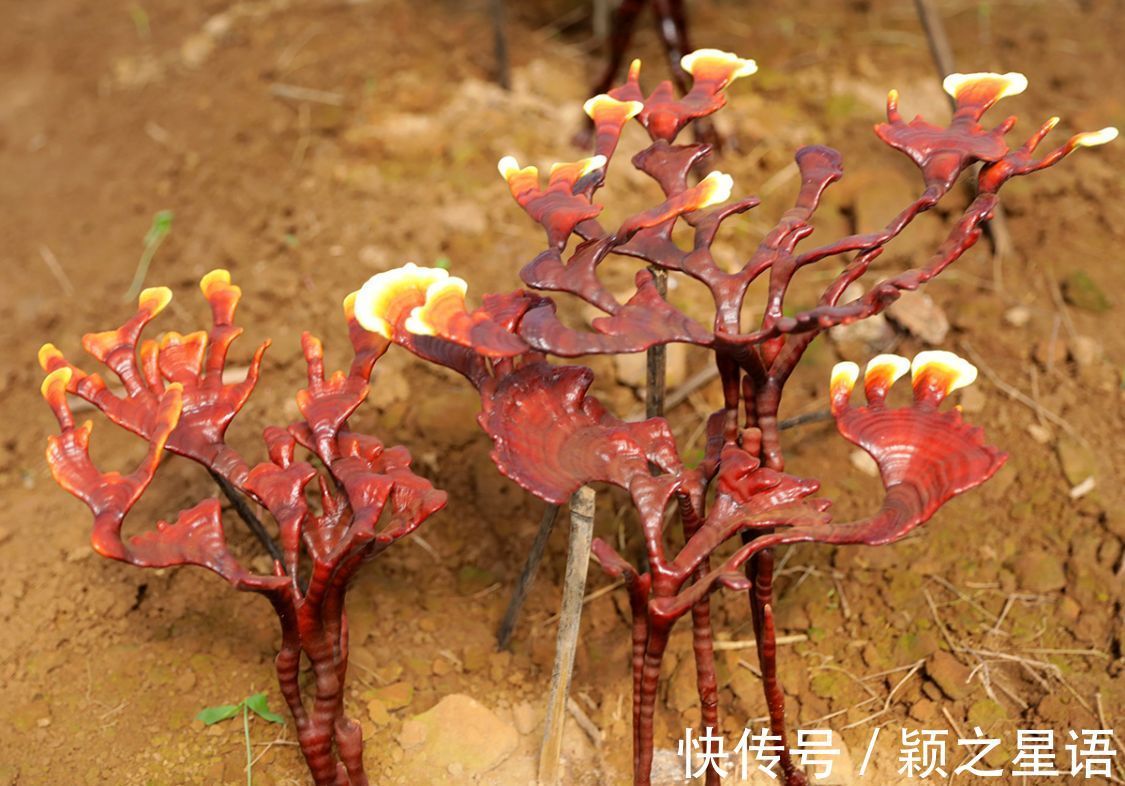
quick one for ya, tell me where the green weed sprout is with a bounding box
[197,692,285,786]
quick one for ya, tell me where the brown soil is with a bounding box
[2,1,1122,784]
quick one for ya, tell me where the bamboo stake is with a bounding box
[497,503,561,650]
[913,0,1014,271]
[538,487,596,786]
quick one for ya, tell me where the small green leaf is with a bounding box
[434,255,451,270]
[145,210,174,245]
[197,704,241,725]
[244,692,285,724]
[128,5,150,39]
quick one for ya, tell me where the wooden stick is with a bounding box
[208,469,286,569]
[711,633,808,651]
[490,0,511,90]
[497,503,561,650]
[645,269,669,420]
[268,83,344,106]
[538,487,596,786]
[39,244,75,297]
[913,0,1014,267]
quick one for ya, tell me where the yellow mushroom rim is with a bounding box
[158,330,203,349]
[38,342,67,372]
[1072,127,1119,148]
[403,276,470,336]
[548,155,608,185]
[942,71,1028,102]
[680,49,758,81]
[497,155,536,182]
[497,155,541,198]
[41,366,73,400]
[830,361,860,395]
[342,291,358,320]
[831,351,979,405]
[352,263,455,339]
[695,171,735,209]
[199,268,238,299]
[582,94,644,122]
[138,286,173,316]
[911,350,978,395]
[864,353,911,388]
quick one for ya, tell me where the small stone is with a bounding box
[367,698,391,726]
[440,201,487,236]
[488,651,512,683]
[374,663,403,684]
[418,617,438,633]
[202,12,233,38]
[1057,595,1081,623]
[958,384,986,414]
[1010,549,1067,593]
[667,657,699,713]
[909,698,938,722]
[1027,424,1053,444]
[925,651,973,700]
[180,33,216,68]
[174,669,197,693]
[810,671,847,701]
[1036,692,1094,727]
[398,718,427,749]
[462,645,489,673]
[1105,507,1125,540]
[967,699,1007,730]
[829,313,894,359]
[1070,335,1104,368]
[895,630,940,663]
[1056,436,1096,487]
[1003,305,1032,327]
[887,290,949,345]
[1062,271,1111,313]
[848,449,879,478]
[729,665,765,717]
[372,681,413,711]
[983,462,1017,501]
[399,694,518,776]
[1033,338,1068,368]
[829,284,894,358]
[512,701,537,735]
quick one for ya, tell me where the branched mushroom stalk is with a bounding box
[352,51,1115,786]
[40,271,446,786]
